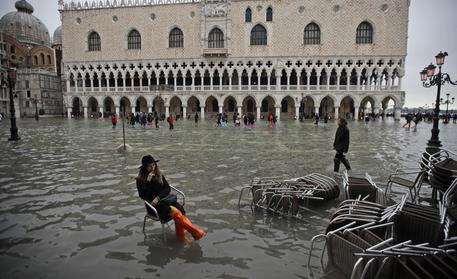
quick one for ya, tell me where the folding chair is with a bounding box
[142,185,185,239]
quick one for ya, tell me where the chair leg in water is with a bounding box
[170,206,206,240]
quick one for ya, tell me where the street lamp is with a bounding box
[420,51,456,153]
[1,60,20,141]
[440,93,455,124]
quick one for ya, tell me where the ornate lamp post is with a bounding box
[440,93,454,124]
[1,60,20,141]
[420,51,456,154]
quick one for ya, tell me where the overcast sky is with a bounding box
[1,0,456,109]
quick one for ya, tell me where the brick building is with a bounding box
[59,0,409,120]
[0,0,64,118]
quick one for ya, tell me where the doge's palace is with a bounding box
[59,0,409,120]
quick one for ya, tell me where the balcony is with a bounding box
[202,48,228,57]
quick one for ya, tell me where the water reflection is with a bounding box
[0,118,456,278]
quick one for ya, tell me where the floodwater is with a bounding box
[1,117,456,279]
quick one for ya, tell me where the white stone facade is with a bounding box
[60,0,409,120]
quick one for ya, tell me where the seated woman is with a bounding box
[136,155,206,241]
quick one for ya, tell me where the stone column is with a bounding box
[336,75,341,90]
[74,77,78,92]
[132,106,136,114]
[173,77,177,91]
[219,76,223,90]
[354,106,360,120]
[314,106,319,116]
[165,105,170,116]
[238,76,242,90]
[276,74,281,91]
[182,106,187,119]
[139,76,143,91]
[248,74,252,91]
[99,106,103,117]
[237,106,242,116]
[219,105,223,114]
[67,107,72,118]
[191,74,195,91]
[200,106,205,120]
[83,106,88,118]
[346,76,350,90]
[275,106,281,121]
[267,72,271,90]
[81,76,86,92]
[209,75,213,91]
[88,77,94,92]
[357,73,361,90]
[148,106,152,113]
[114,77,118,92]
[295,105,300,120]
[394,106,401,121]
[326,75,330,90]
[115,106,120,116]
[66,79,71,93]
[317,75,321,90]
[307,75,310,91]
[228,72,232,91]
[286,73,290,90]
[123,74,126,91]
[257,75,261,90]
[256,106,261,120]
[334,106,340,120]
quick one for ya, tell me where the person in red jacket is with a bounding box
[167,114,174,130]
[111,114,117,129]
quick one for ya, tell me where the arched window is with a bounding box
[266,7,273,21]
[127,29,141,49]
[88,31,101,51]
[250,24,267,46]
[245,8,252,22]
[40,53,45,64]
[47,55,51,64]
[169,27,184,48]
[304,23,320,45]
[33,56,38,64]
[208,28,224,48]
[356,21,373,44]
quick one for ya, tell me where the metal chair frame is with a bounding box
[142,185,186,239]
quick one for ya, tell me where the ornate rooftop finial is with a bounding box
[15,0,34,14]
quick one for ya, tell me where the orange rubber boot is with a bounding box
[170,206,206,240]
[175,222,185,241]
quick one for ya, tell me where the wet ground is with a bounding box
[1,117,456,279]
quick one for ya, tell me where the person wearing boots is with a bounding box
[136,155,206,241]
[333,118,351,172]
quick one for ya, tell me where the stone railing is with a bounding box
[59,0,201,11]
[68,84,400,93]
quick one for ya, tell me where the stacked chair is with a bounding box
[238,173,340,219]
[308,148,457,279]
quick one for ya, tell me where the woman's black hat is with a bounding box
[140,155,160,168]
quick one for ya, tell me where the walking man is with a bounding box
[333,118,351,172]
